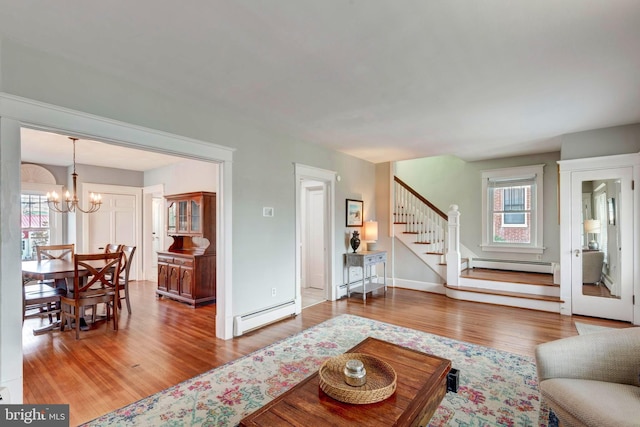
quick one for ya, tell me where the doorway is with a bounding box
[143,185,165,282]
[301,181,326,308]
[570,167,634,322]
[294,164,336,314]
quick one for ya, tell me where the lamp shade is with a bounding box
[363,220,378,242]
[584,219,601,234]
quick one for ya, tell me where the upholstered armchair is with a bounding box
[535,327,640,426]
[582,250,604,284]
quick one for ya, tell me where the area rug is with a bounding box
[82,314,550,426]
[574,321,614,335]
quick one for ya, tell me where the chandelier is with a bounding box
[47,137,102,214]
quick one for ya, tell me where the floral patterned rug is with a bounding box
[82,314,551,426]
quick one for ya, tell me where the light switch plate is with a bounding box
[263,207,274,217]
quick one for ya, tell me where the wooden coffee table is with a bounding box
[240,337,451,426]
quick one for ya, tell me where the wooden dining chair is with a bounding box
[27,244,75,323]
[36,243,75,262]
[60,251,123,339]
[35,244,75,286]
[116,245,136,314]
[105,243,123,254]
[22,278,65,326]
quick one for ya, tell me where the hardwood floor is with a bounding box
[22,281,631,426]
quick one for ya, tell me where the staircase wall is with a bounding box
[393,237,445,293]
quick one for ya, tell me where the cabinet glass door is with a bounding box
[178,201,189,233]
[167,201,177,233]
[190,200,201,232]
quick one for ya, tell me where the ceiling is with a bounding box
[20,128,184,171]
[4,1,640,164]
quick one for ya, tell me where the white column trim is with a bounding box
[0,117,25,402]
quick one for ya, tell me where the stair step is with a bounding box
[460,268,556,287]
[444,284,564,303]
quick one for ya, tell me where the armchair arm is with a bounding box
[535,327,640,386]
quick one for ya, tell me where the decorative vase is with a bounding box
[350,231,360,253]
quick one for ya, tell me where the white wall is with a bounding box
[144,159,218,195]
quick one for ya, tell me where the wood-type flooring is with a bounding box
[22,281,631,425]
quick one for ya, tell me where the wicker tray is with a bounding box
[318,353,397,404]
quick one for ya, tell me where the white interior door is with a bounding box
[571,167,634,321]
[305,187,325,290]
[84,184,142,280]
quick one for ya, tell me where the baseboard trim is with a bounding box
[392,278,445,294]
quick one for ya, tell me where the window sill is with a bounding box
[480,244,545,255]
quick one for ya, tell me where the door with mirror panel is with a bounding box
[571,167,633,321]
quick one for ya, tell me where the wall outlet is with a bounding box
[0,387,10,404]
[271,287,277,297]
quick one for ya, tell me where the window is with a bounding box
[501,186,527,226]
[21,193,52,260]
[481,165,545,253]
[21,184,63,261]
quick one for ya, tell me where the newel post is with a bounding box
[446,205,461,286]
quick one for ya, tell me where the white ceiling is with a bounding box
[4,1,640,164]
[20,128,184,171]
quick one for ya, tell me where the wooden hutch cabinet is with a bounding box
[157,191,216,307]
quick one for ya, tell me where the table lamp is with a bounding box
[363,220,379,251]
[584,219,601,250]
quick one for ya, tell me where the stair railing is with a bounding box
[393,177,448,255]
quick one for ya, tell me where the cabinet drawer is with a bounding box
[158,255,173,264]
[172,257,194,267]
[363,253,386,265]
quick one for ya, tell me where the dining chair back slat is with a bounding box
[117,245,136,314]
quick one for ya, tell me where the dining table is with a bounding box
[22,259,105,335]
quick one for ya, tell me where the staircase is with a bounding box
[394,177,563,313]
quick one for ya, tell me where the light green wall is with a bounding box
[396,152,561,263]
[0,38,376,317]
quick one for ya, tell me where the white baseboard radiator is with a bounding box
[233,300,296,337]
[469,258,555,274]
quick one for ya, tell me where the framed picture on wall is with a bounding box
[346,199,363,227]
[607,197,616,225]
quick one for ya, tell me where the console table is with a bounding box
[346,250,387,301]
